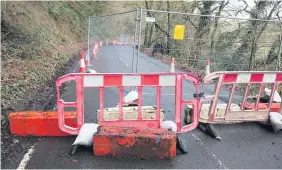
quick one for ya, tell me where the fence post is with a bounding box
[132,8,139,73]
[276,34,282,71]
[87,16,91,66]
[136,8,143,73]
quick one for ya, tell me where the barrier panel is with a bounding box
[199,71,282,123]
[56,73,200,135]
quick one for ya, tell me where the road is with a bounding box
[22,45,282,169]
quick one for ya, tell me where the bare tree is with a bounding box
[210,1,229,55]
[189,1,215,63]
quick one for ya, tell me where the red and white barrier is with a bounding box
[56,73,200,134]
[216,72,282,84]
[83,74,177,87]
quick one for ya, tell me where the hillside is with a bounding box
[1,1,132,167]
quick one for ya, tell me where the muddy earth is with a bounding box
[1,54,79,169]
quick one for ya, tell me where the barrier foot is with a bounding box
[176,134,188,154]
[198,123,222,141]
[69,145,79,156]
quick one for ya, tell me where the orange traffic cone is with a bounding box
[79,52,86,73]
[170,57,175,73]
[93,48,96,59]
[85,51,91,66]
[205,59,211,75]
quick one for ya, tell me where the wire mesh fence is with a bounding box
[89,10,136,43]
[88,8,282,76]
[138,9,282,75]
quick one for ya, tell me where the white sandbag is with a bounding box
[87,69,97,73]
[269,112,282,132]
[123,90,138,103]
[265,88,281,102]
[72,123,99,146]
[160,120,177,132]
[117,90,139,107]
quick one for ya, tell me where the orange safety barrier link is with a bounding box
[8,112,77,136]
[93,126,176,159]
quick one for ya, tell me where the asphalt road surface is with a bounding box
[21,45,282,169]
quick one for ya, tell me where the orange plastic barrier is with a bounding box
[93,126,176,159]
[8,112,77,136]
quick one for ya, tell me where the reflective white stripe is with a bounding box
[159,75,175,86]
[236,73,250,83]
[80,59,85,67]
[122,75,141,86]
[263,73,276,83]
[84,76,103,87]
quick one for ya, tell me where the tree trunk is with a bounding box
[144,22,150,47]
[249,1,278,70]
[210,1,228,55]
[148,23,154,47]
[190,1,214,63]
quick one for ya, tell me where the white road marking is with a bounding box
[191,133,228,169]
[118,55,130,67]
[17,145,36,169]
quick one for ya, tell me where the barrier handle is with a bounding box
[180,74,200,133]
[180,99,200,133]
[57,100,80,135]
[56,74,83,135]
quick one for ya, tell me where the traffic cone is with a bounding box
[85,51,91,66]
[99,41,102,47]
[79,52,86,73]
[170,57,175,73]
[205,59,211,75]
[93,48,96,59]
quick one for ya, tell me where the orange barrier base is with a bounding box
[244,103,280,112]
[8,111,77,136]
[93,126,176,159]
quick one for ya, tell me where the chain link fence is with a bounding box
[89,10,137,43]
[88,9,282,76]
[88,10,137,72]
[137,9,282,76]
